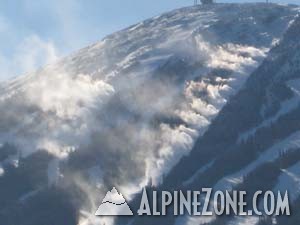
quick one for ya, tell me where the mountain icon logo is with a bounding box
[95,187,133,216]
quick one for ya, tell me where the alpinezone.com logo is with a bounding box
[96,187,290,217]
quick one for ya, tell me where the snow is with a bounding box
[88,166,103,189]
[0,153,19,172]
[0,4,299,225]
[47,158,61,186]
[227,216,259,225]
[288,78,300,95]
[0,166,4,177]
[1,3,291,185]
[175,215,215,225]
[183,159,215,186]
[273,161,300,202]
[215,131,300,191]
[19,189,41,203]
[239,78,300,143]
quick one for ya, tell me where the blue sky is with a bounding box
[0,0,299,80]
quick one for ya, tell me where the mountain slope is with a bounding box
[129,13,300,225]
[0,3,299,225]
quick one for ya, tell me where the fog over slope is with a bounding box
[0,3,299,225]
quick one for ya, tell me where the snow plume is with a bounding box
[0,34,59,81]
[0,70,115,158]
[26,72,114,119]
[147,124,198,185]
[208,43,267,72]
[0,39,271,225]
[0,37,271,224]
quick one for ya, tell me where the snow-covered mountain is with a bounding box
[128,8,300,225]
[0,3,299,225]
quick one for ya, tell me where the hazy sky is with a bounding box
[0,0,299,80]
